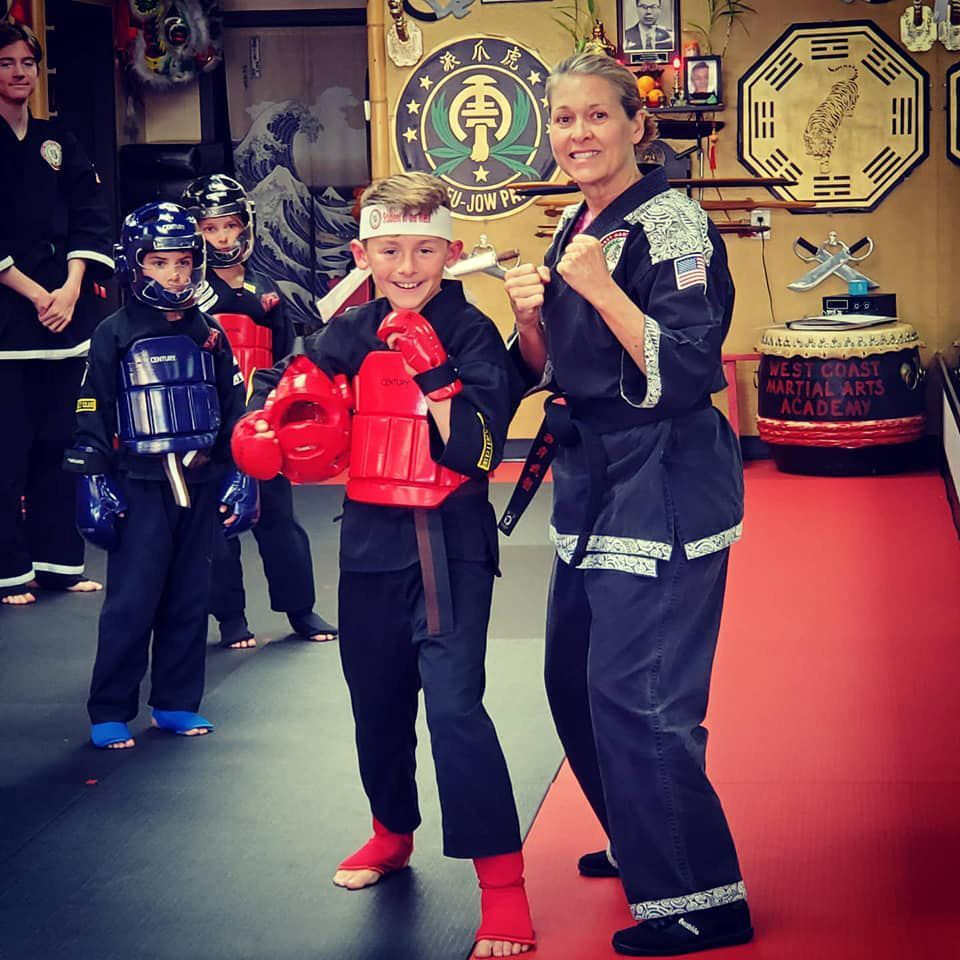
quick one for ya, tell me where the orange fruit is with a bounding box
[636,75,656,95]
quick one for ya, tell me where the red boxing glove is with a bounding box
[377,309,463,401]
[231,409,283,481]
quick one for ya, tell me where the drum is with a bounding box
[756,322,926,475]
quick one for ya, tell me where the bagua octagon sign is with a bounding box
[393,35,557,220]
[738,20,929,213]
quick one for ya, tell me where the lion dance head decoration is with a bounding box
[115,0,223,91]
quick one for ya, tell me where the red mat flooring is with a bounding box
[522,461,960,959]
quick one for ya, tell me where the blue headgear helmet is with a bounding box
[115,202,206,310]
[181,174,255,268]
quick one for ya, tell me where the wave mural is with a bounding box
[232,94,362,330]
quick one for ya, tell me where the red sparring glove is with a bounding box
[377,310,463,401]
[231,409,283,481]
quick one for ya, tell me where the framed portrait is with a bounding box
[620,0,680,65]
[685,55,722,108]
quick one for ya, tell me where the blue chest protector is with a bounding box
[117,335,221,454]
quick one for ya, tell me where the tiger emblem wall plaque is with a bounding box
[393,36,556,220]
[948,61,960,167]
[738,21,929,213]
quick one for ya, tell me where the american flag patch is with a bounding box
[674,254,707,290]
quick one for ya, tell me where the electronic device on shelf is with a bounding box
[822,292,897,317]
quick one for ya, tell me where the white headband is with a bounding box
[359,204,453,241]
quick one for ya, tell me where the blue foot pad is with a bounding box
[152,710,214,735]
[91,721,134,748]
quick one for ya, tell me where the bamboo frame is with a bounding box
[367,0,389,179]
[28,0,50,119]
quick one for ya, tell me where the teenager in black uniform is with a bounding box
[64,202,255,749]
[183,174,336,648]
[233,173,535,959]
[503,54,751,956]
[0,22,113,606]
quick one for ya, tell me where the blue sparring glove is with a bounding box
[218,469,259,537]
[76,473,127,551]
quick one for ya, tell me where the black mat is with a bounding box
[0,485,561,960]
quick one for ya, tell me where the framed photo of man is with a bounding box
[685,55,722,108]
[620,0,680,65]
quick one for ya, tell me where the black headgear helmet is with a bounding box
[181,174,255,268]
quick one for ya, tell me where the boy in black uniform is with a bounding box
[64,202,256,749]
[232,173,535,959]
[182,174,336,648]
[0,22,113,605]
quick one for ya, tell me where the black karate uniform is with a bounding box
[0,115,113,595]
[197,270,318,628]
[251,281,522,858]
[64,302,246,724]
[515,169,747,920]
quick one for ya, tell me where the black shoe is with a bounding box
[612,901,753,956]
[578,849,620,877]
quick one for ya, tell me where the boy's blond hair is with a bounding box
[359,171,451,216]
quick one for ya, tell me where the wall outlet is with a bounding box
[750,208,772,239]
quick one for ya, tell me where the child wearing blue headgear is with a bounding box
[63,201,257,749]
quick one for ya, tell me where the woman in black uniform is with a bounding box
[503,52,751,957]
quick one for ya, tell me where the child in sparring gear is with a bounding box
[0,22,113,606]
[233,172,535,959]
[182,173,336,648]
[64,202,252,750]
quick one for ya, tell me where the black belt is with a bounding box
[498,393,709,567]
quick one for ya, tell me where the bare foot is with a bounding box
[105,737,135,750]
[225,636,257,650]
[1,591,36,605]
[332,868,382,890]
[474,941,532,958]
[150,719,211,737]
[66,579,102,593]
[289,612,337,642]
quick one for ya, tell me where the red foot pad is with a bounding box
[337,818,413,875]
[473,851,537,947]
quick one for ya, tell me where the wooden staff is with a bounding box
[700,199,816,211]
[536,196,583,208]
[714,221,771,235]
[670,177,799,188]
[516,176,798,196]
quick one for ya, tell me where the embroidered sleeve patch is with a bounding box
[476,412,494,472]
[674,254,707,291]
[76,398,96,413]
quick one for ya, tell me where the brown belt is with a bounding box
[413,478,487,636]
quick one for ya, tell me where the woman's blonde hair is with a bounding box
[546,52,658,150]
[359,171,450,214]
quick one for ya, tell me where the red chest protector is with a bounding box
[214,313,273,388]
[347,351,469,509]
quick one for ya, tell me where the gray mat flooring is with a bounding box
[0,485,561,960]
